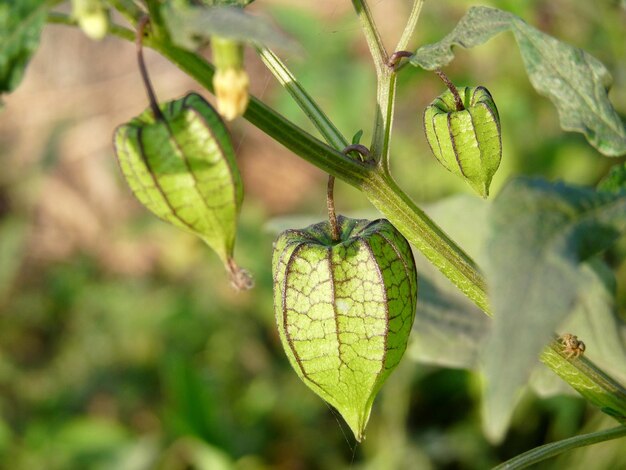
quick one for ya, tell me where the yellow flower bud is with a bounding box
[213,68,250,121]
[72,0,109,41]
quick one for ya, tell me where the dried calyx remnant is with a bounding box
[273,210,418,441]
[423,69,502,198]
[113,17,252,289]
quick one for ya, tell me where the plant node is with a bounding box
[387,50,413,70]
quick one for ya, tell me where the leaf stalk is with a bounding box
[493,425,626,470]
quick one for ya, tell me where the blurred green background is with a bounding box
[1,1,625,468]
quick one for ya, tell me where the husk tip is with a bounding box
[227,258,254,291]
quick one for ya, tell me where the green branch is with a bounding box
[350,0,394,164]
[106,0,143,25]
[364,172,488,311]
[541,340,626,423]
[396,0,425,52]
[493,425,626,470]
[257,47,349,151]
[351,0,387,77]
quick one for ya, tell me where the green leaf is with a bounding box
[483,177,626,441]
[351,129,364,145]
[598,163,626,193]
[0,0,48,94]
[411,6,626,157]
[163,3,296,51]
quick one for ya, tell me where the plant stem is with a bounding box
[540,340,626,423]
[493,425,626,470]
[351,0,388,77]
[364,172,490,312]
[375,71,396,172]
[435,69,465,111]
[327,176,340,241]
[136,16,164,120]
[257,48,349,150]
[107,0,143,25]
[351,0,392,164]
[396,0,425,52]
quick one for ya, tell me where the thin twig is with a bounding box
[396,0,425,52]
[351,0,388,76]
[327,175,340,241]
[257,47,348,151]
[136,16,164,120]
[493,425,626,469]
[435,69,465,111]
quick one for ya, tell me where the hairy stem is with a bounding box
[364,172,489,312]
[541,340,626,423]
[351,0,392,165]
[375,71,396,172]
[493,425,626,470]
[396,0,425,52]
[257,47,348,150]
[327,176,340,241]
[351,0,388,77]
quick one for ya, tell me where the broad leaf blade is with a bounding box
[412,7,513,70]
[164,4,296,52]
[598,163,626,193]
[411,6,626,157]
[483,177,626,442]
[0,0,48,94]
